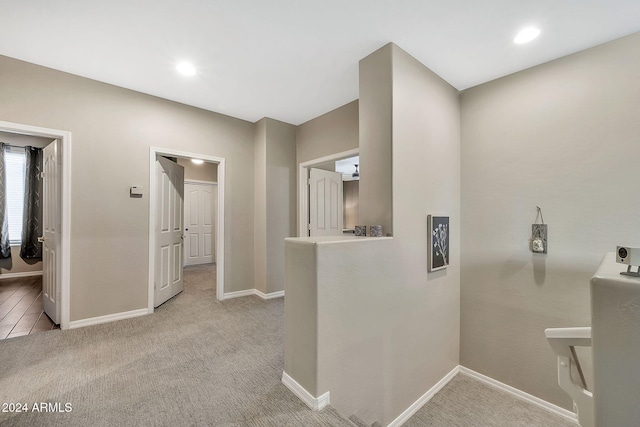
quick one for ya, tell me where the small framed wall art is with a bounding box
[428,215,449,272]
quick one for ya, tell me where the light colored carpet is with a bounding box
[0,264,352,427]
[405,374,576,427]
[0,264,576,426]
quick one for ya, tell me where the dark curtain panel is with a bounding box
[0,143,11,259]
[20,146,43,259]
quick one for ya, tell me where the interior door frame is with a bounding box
[298,148,358,237]
[148,147,225,309]
[0,120,72,329]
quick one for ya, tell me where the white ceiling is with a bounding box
[2,1,639,125]
[336,157,359,173]
[336,156,360,181]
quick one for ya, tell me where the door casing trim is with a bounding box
[298,148,359,237]
[0,120,72,329]
[149,147,226,309]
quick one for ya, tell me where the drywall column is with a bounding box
[359,45,393,235]
[283,238,320,398]
[283,236,394,418]
[285,42,460,425]
[315,237,394,423]
[253,119,268,294]
[254,118,297,295]
[387,43,461,424]
[591,253,640,426]
[265,119,297,293]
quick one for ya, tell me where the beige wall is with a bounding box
[0,55,255,321]
[295,100,359,237]
[310,161,335,171]
[0,247,42,275]
[0,131,53,148]
[359,46,393,235]
[0,132,53,274]
[177,158,218,182]
[343,180,359,229]
[265,119,297,294]
[296,100,358,165]
[254,118,297,294]
[460,32,640,409]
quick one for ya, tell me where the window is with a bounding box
[5,147,26,244]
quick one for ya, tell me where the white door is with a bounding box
[184,182,216,265]
[308,168,343,236]
[42,139,61,324]
[155,156,185,307]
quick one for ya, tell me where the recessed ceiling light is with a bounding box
[191,159,204,165]
[176,61,197,76]
[514,27,541,44]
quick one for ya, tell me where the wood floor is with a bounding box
[0,275,58,340]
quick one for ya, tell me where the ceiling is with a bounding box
[336,157,360,181]
[1,1,639,125]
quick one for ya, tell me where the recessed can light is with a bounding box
[191,159,204,165]
[176,61,197,76]
[514,27,541,44]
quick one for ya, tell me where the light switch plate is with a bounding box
[130,186,143,197]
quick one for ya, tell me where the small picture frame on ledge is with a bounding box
[428,215,449,272]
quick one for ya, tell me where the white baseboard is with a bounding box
[223,289,285,300]
[0,271,43,279]
[69,308,148,329]
[387,365,460,427]
[282,371,330,411]
[255,289,285,300]
[222,289,256,300]
[459,366,579,424]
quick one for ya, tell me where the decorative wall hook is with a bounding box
[531,206,547,254]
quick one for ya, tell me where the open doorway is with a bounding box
[177,158,218,267]
[0,120,71,334]
[148,147,225,313]
[298,148,359,237]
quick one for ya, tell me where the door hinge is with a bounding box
[40,172,45,179]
